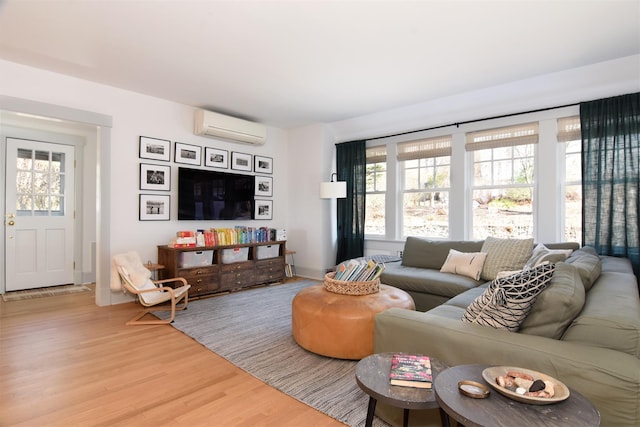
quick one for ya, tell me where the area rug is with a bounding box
[2,284,91,302]
[157,281,390,427]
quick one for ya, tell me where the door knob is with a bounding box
[7,220,15,226]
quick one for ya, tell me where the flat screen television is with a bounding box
[178,167,255,220]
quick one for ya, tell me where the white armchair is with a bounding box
[113,251,190,325]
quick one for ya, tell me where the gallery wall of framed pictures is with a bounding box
[137,135,274,221]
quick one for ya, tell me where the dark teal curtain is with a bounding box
[581,92,640,278]
[335,140,366,264]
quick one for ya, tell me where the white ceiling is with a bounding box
[1,0,639,129]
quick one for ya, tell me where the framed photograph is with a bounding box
[254,155,273,174]
[174,142,201,165]
[231,152,252,172]
[254,199,273,220]
[255,175,273,197]
[139,136,170,162]
[204,147,228,169]
[139,194,170,221]
[139,163,171,191]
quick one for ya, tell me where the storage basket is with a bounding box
[256,244,280,260]
[222,247,249,264]
[179,250,214,268]
[324,271,380,296]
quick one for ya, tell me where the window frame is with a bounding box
[365,145,387,237]
[399,135,452,239]
[466,123,538,240]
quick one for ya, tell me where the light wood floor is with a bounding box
[0,283,346,427]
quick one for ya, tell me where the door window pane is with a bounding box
[14,149,66,216]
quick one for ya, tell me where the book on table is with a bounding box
[389,353,432,389]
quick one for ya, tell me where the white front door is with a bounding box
[5,138,75,291]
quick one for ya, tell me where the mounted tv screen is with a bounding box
[178,167,255,220]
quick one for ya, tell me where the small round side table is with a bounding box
[434,364,600,427]
[355,352,449,427]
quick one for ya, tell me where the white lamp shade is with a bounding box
[320,181,347,199]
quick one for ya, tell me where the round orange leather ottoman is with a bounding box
[291,284,415,360]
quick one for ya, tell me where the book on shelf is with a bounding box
[389,353,432,389]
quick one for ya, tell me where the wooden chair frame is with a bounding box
[118,270,190,326]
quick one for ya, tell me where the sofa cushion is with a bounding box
[519,262,585,339]
[480,237,534,280]
[440,249,487,280]
[462,263,556,331]
[564,247,601,291]
[445,284,488,309]
[401,237,484,269]
[600,255,634,274]
[562,270,640,357]
[381,262,483,300]
[524,243,573,269]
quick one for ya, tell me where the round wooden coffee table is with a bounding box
[355,352,448,427]
[434,364,600,427]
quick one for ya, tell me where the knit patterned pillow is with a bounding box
[462,263,556,331]
[480,237,534,280]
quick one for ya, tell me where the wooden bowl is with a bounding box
[481,366,570,405]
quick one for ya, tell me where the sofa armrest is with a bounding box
[374,307,640,427]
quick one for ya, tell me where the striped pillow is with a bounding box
[462,263,556,331]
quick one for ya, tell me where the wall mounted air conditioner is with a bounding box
[194,109,266,145]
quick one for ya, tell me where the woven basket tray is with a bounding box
[324,272,380,296]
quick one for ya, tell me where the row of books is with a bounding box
[211,227,278,246]
[333,258,385,282]
[172,227,280,248]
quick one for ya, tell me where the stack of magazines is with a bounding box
[333,258,385,282]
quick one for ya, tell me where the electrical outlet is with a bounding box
[397,250,403,258]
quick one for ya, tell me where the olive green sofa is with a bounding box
[374,240,640,427]
[380,237,579,311]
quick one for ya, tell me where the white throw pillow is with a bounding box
[440,249,487,281]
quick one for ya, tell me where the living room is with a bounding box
[1,1,639,425]
[1,1,638,306]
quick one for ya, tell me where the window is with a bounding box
[361,107,581,246]
[365,145,386,235]
[466,123,537,239]
[558,116,582,242]
[16,148,66,216]
[399,135,451,238]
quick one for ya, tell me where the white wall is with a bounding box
[0,59,288,305]
[329,55,640,143]
[286,124,337,279]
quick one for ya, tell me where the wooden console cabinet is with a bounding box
[157,241,286,298]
